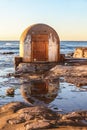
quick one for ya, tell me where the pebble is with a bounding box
[6,88,15,96]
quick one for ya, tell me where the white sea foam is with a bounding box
[5,42,12,46]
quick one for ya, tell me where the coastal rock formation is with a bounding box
[44,64,87,87]
[59,111,87,126]
[65,76,87,87]
[16,62,57,74]
[45,65,87,78]
[0,102,29,113]
[0,102,59,130]
[14,64,87,87]
[73,47,87,58]
[0,102,87,130]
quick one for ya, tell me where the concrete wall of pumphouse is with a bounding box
[14,23,61,70]
[20,23,60,63]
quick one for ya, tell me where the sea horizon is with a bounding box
[0,40,87,42]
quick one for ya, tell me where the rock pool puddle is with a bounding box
[0,76,87,113]
[20,79,59,105]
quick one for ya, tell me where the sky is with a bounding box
[0,0,87,41]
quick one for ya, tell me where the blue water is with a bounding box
[0,41,87,113]
[60,41,87,54]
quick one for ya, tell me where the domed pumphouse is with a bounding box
[15,23,63,73]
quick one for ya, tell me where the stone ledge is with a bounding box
[16,62,57,74]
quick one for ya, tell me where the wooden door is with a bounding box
[32,34,48,61]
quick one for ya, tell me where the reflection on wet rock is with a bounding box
[20,79,59,105]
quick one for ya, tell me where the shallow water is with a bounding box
[0,41,87,113]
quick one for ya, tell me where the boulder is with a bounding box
[6,88,15,96]
[73,47,87,58]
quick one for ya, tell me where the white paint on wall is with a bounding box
[24,35,31,59]
[48,33,58,62]
[20,43,24,57]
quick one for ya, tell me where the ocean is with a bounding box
[0,41,87,113]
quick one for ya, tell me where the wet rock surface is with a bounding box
[65,76,87,87]
[16,63,56,74]
[0,102,87,130]
[0,102,29,113]
[44,65,87,86]
[13,63,87,87]
[59,111,87,126]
